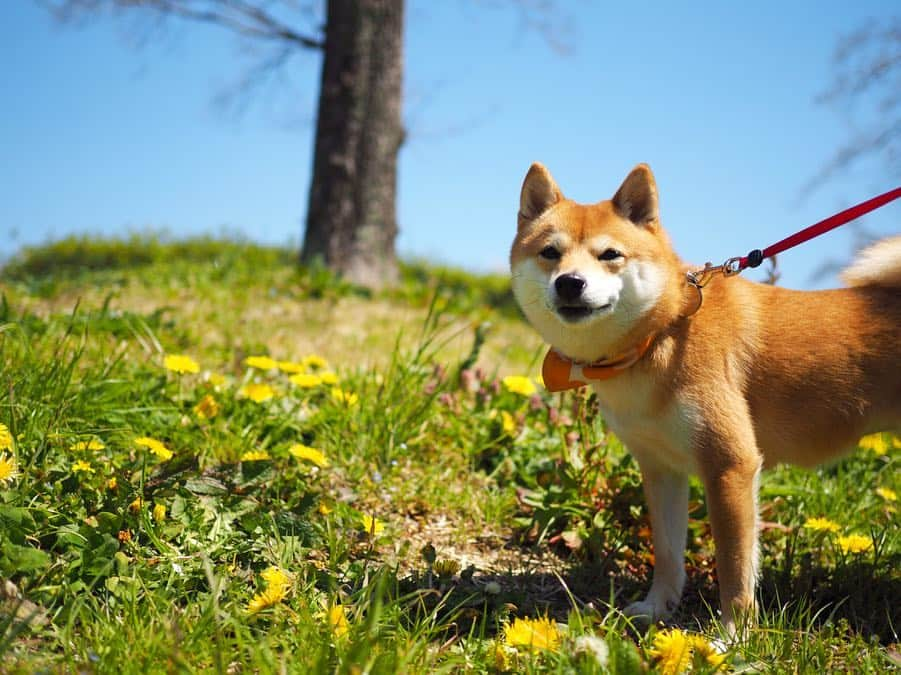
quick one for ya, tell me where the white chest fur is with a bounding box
[591,374,699,474]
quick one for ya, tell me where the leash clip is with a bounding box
[688,256,744,289]
[686,262,720,289]
[684,256,745,318]
[722,257,743,276]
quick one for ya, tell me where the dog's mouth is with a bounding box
[556,303,611,322]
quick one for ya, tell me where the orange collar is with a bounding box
[541,334,656,392]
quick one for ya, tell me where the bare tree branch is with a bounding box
[474,0,575,55]
[212,43,300,117]
[39,0,324,120]
[805,16,901,196]
[801,119,901,197]
[43,0,325,50]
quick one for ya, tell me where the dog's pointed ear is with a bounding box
[519,163,562,223]
[612,164,659,226]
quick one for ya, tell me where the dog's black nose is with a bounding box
[554,274,586,302]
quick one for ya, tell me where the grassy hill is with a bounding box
[0,236,898,673]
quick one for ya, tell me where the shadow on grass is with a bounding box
[757,558,900,644]
[391,543,899,645]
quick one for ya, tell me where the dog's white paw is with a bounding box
[623,588,680,624]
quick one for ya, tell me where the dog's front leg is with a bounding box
[699,442,762,635]
[624,461,688,622]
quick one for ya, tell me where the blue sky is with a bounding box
[2,1,899,289]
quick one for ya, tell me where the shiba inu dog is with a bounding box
[510,162,901,632]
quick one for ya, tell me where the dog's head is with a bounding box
[510,163,682,363]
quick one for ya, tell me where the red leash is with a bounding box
[735,185,901,272]
[689,185,901,289]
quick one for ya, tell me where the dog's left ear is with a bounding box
[612,164,659,226]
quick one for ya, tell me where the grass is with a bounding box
[0,235,898,673]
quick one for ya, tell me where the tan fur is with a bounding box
[510,163,901,633]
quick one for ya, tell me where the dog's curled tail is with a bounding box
[841,235,901,288]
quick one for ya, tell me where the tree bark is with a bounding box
[301,0,404,288]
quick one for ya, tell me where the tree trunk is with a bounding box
[301,0,404,288]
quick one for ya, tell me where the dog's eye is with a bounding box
[598,248,623,261]
[539,246,561,260]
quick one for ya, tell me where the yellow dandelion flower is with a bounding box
[289,373,323,388]
[837,534,874,554]
[288,444,329,468]
[502,375,536,397]
[247,583,287,615]
[490,641,516,671]
[245,355,278,370]
[503,616,562,652]
[318,502,332,515]
[303,355,329,370]
[152,503,166,523]
[164,354,200,374]
[107,477,118,490]
[129,497,144,513]
[0,423,12,450]
[501,411,516,435]
[261,566,291,589]
[648,629,692,675]
[328,604,350,638]
[858,433,901,455]
[359,514,384,536]
[803,517,841,534]
[194,394,220,420]
[134,437,174,461]
[240,449,271,462]
[277,360,306,374]
[0,453,17,484]
[207,372,227,388]
[690,635,727,670]
[71,439,105,451]
[117,529,132,543]
[319,371,339,385]
[72,460,94,474]
[876,486,897,502]
[239,383,277,403]
[246,566,290,614]
[330,387,358,406]
[433,559,461,577]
